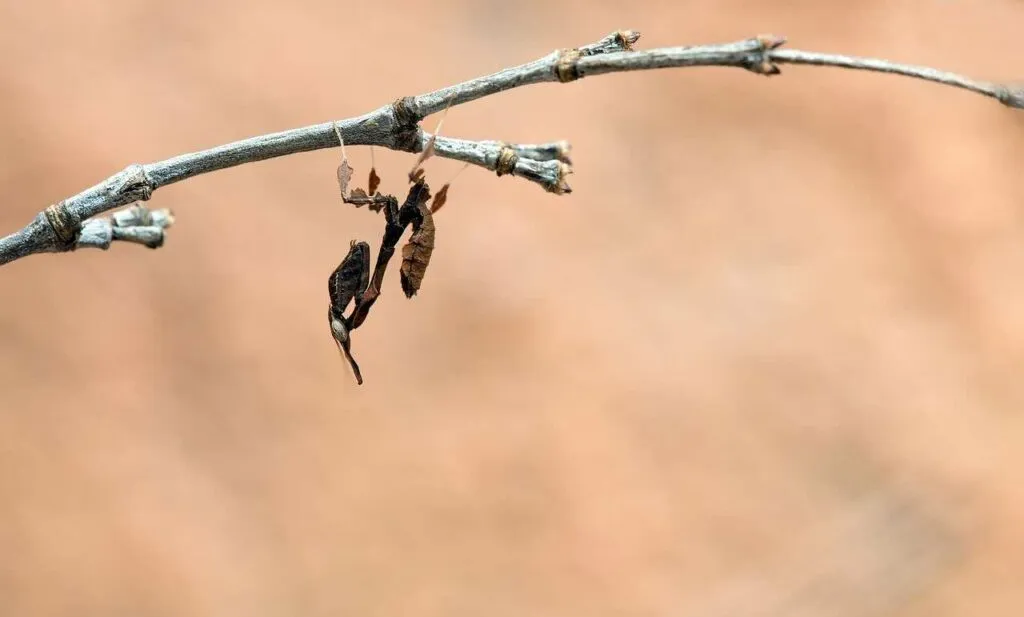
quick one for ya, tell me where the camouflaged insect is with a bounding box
[328,141,448,385]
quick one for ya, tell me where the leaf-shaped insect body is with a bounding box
[324,134,456,377]
[329,240,371,314]
[328,240,371,385]
[400,203,435,298]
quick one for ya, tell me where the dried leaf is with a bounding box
[334,123,354,199]
[368,167,381,195]
[337,158,354,199]
[430,184,450,214]
[400,203,435,298]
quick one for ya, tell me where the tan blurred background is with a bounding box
[2,1,1024,615]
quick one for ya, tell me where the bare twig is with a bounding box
[77,205,175,251]
[772,49,1023,105]
[0,31,1019,266]
[430,135,573,193]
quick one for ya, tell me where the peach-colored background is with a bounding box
[2,1,1024,615]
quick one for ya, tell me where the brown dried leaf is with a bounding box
[333,122,355,199]
[430,184,450,214]
[368,167,381,195]
[400,204,435,298]
[337,158,354,198]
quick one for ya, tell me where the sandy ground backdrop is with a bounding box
[2,2,1024,615]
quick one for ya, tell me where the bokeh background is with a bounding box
[2,1,1024,615]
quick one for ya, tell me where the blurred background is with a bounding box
[2,1,1024,615]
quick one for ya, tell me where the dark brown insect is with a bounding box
[328,119,455,384]
[327,240,370,385]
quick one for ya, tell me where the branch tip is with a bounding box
[580,30,642,56]
[553,140,572,164]
[616,30,641,50]
[997,84,1024,109]
[550,162,573,195]
[75,204,175,252]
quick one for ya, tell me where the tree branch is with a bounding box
[1,31,1019,266]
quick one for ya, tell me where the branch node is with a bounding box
[394,127,422,153]
[495,146,519,176]
[743,34,787,76]
[756,34,788,51]
[43,202,80,249]
[555,48,584,83]
[390,96,423,152]
[391,96,420,128]
[116,164,154,202]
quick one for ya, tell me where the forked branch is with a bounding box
[0,30,1019,266]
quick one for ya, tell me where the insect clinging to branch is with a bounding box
[327,117,463,385]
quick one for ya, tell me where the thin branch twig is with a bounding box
[0,31,1019,266]
[76,205,175,251]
